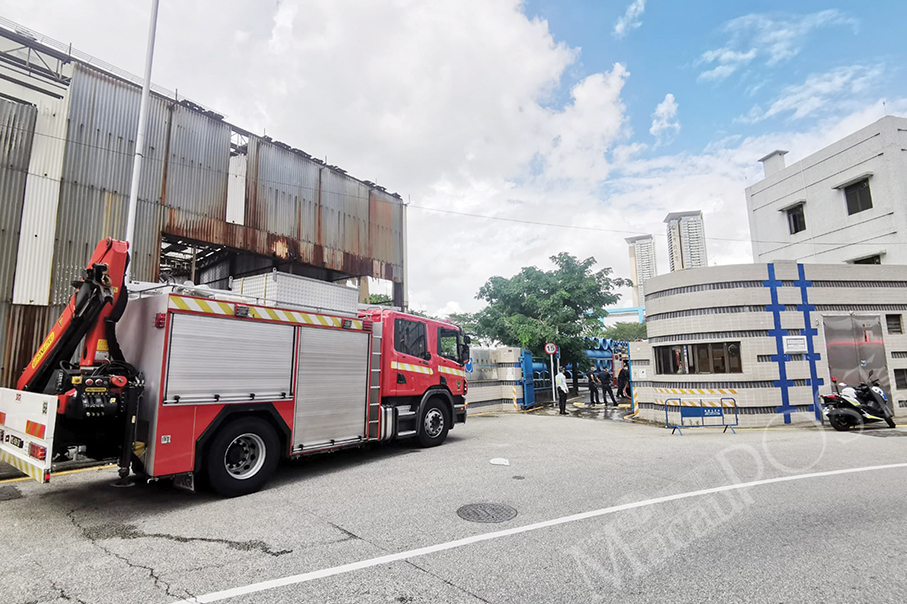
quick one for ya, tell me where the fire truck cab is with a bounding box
[0,240,469,497]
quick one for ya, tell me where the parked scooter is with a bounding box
[821,370,897,431]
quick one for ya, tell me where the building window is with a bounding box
[787,204,806,234]
[394,318,427,358]
[654,343,742,374]
[852,255,882,265]
[887,314,903,334]
[844,179,872,215]
[895,369,907,390]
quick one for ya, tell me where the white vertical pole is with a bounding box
[550,353,556,402]
[124,0,161,283]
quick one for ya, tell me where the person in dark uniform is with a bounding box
[587,366,600,406]
[617,363,630,399]
[596,366,617,406]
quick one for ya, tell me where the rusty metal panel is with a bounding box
[12,95,69,306]
[320,169,369,271]
[0,302,62,389]
[51,65,168,303]
[164,104,230,221]
[0,98,36,303]
[245,137,320,241]
[368,189,405,280]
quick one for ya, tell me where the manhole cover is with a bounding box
[457,503,518,523]
[859,430,907,437]
[0,485,23,501]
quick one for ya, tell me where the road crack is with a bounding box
[79,521,293,557]
[50,581,88,604]
[67,509,196,601]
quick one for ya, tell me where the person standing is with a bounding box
[587,366,600,406]
[617,362,630,399]
[555,367,569,415]
[597,366,617,406]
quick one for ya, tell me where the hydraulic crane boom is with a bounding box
[17,239,130,393]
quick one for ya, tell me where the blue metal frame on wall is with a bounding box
[763,264,823,424]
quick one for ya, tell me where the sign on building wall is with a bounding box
[782,336,808,354]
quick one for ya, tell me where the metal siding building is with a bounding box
[0,22,406,388]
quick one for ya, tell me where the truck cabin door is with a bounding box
[391,317,433,396]
[436,327,467,396]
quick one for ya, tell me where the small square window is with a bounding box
[844,179,872,215]
[887,314,903,334]
[895,368,907,390]
[786,204,806,234]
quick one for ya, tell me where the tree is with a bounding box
[602,321,647,342]
[473,253,628,391]
[367,293,394,306]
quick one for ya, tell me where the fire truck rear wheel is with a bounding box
[206,417,280,497]
[418,398,450,447]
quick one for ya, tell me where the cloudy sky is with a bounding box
[5,0,907,315]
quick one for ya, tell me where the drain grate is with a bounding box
[858,430,907,437]
[457,503,518,523]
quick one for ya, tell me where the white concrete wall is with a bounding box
[633,262,907,428]
[746,116,907,265]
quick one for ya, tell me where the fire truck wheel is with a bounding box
[418,398,450,447]
[206,417,280,497]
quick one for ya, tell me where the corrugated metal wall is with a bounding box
[2,63,405,387]
[0,98,37,303]
[52,64,169,304]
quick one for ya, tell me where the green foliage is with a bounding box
[473,253,628,363]
[602,321,647,342]
[367,293,394,305]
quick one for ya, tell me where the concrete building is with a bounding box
[629,262,907,428]
[625,234,657,306]
[746,115,907,265]
[664,211,708,271]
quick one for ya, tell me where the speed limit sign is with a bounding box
[544,342,557,355]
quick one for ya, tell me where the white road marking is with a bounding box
[173,462,907,603]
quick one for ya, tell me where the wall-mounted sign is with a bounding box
[783,335,808,354]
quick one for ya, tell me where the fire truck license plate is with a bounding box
[6,434,23,448]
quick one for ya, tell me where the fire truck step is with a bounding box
[396,430,416,438]
[397,410,416,418]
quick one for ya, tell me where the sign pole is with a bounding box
[550,353,556,402]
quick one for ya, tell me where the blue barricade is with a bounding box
[664,397,738,435]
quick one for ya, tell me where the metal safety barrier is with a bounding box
[663,397,738,435]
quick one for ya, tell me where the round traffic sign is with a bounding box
[544,342,557,355]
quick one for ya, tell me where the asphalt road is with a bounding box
[2,409,906,604]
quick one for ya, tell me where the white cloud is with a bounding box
[698,10,858,82]
[738,64,885,123]
[650,93,680,145]
[613,0,646,39]
[0,1,899,317]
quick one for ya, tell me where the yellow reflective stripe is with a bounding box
[438,366,466,377]
[0,450,45,482]
[170,296,192,311]
[195,299,214,314]
[391,361,434,375]
[216,302,234,315]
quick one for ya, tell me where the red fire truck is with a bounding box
[0,239,469,496]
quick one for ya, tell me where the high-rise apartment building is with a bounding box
[625,235,657,306]
[664,211,708,271]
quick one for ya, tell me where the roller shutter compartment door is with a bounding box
[165,314,295,404]
[294,328,370,449]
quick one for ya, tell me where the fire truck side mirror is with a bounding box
[464,335,471,345]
